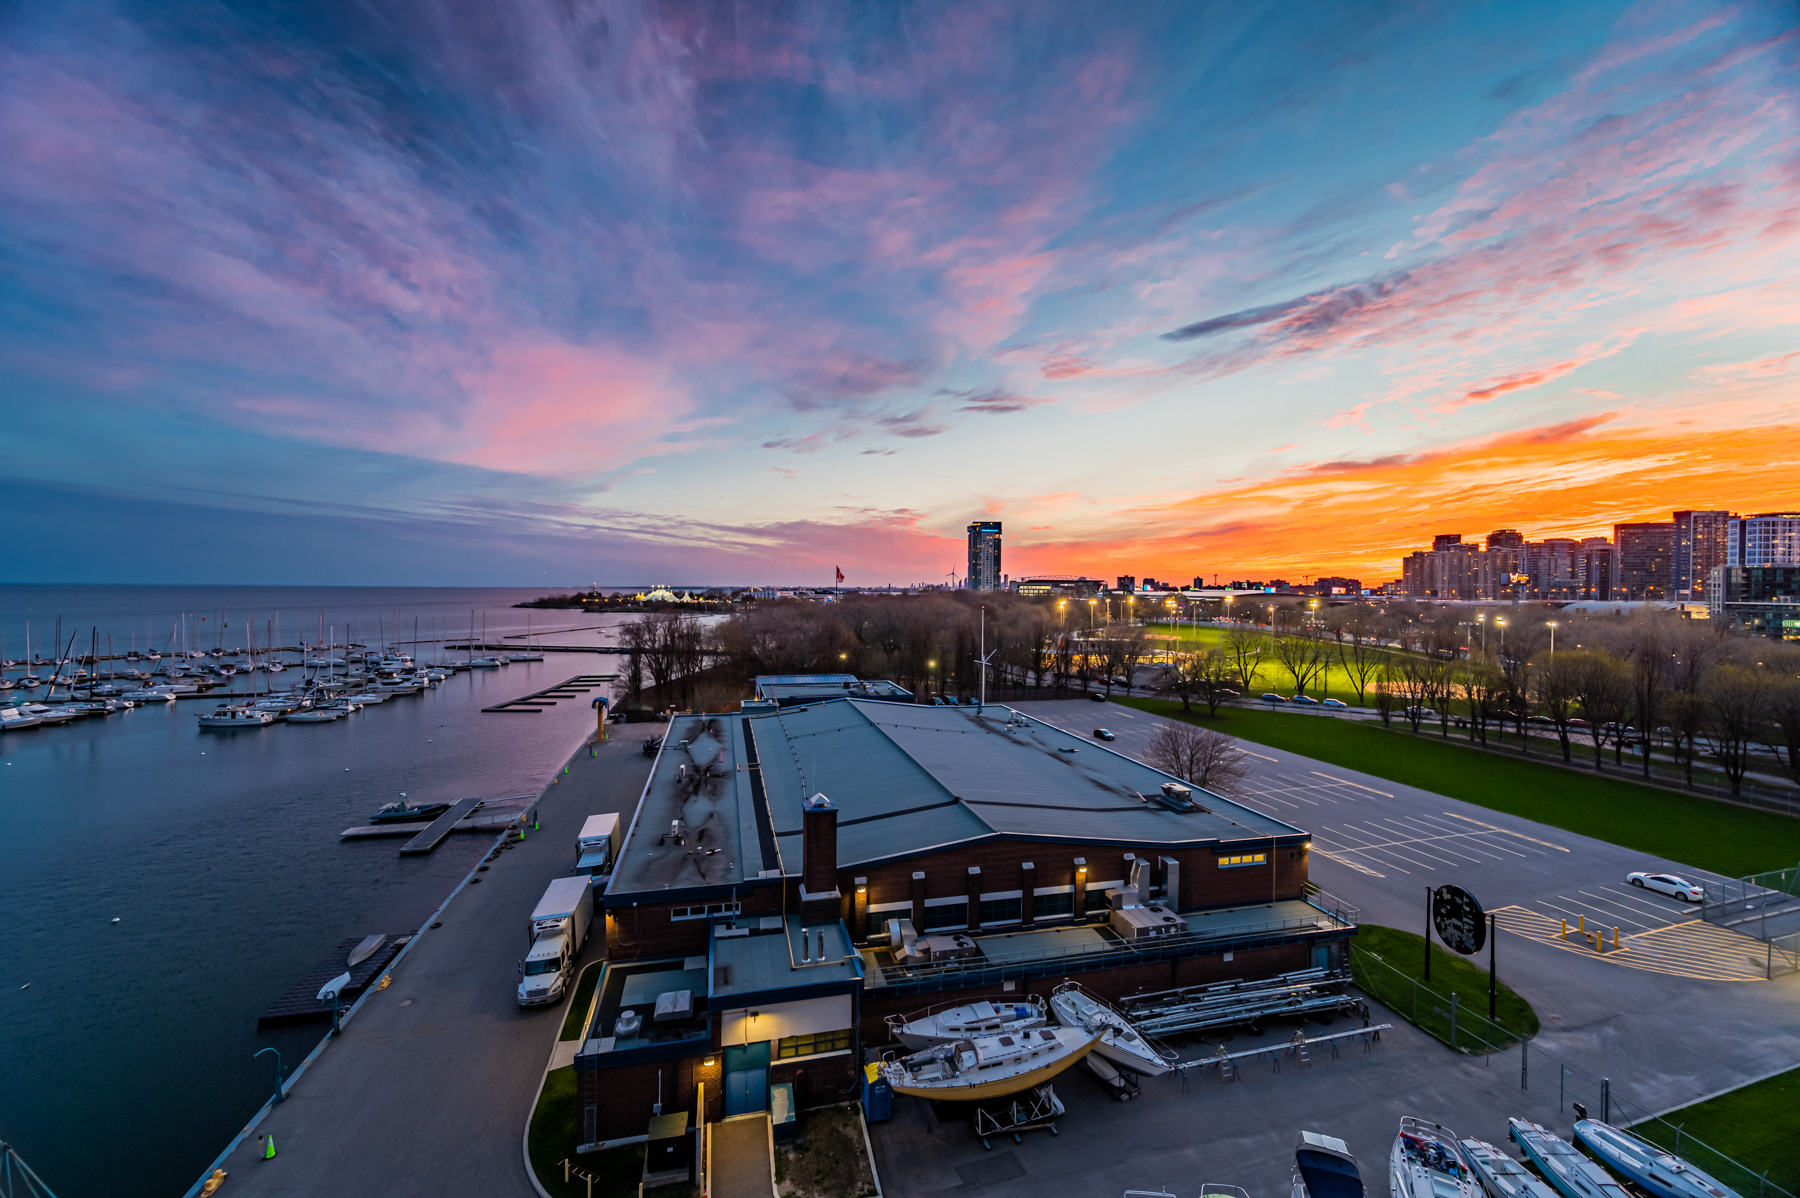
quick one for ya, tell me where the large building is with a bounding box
[1613,522,1674,600]
[1672,510,1730,601]
[575,696,1350,1147]
[1708,565,1800,640]
[1728,513,1800,567]
[966,521,1003,591]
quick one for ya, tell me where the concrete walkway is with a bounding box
[211,728,654,1197]
[710,1116,775,1198]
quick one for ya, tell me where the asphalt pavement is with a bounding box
[207,726,654,1198]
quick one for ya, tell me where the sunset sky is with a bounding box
[2,0,1797,585]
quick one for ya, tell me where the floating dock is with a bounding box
[482,673,615,714]
[258,933,412,1025]
[397,797,488,854]
[340,796,533,842]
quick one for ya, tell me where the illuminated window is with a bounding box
[777,1029,851,1059]
[1216,853,1267,869]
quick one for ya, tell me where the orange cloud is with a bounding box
[1002,418,1800,582]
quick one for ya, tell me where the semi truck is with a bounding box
[518,875,593,1007]
[575,813,621,882]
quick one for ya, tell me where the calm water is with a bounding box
[0,587,622,1198]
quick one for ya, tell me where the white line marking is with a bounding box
[1310,771,1392,797]
[1438,811,1570,852]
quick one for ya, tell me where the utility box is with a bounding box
[862,1062,893,1123]
[1109,902,1184,941]
[642,1112,692,1188]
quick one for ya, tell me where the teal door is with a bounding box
[724,1042,770,1116]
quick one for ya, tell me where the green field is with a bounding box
[1349,924,1538,1051]
[1634,1067,1800,1194]
[1137,621,1406,704]
[528,1066,651,1198]
[1117,697,1800,877]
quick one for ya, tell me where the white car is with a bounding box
[1627,872,1704,902]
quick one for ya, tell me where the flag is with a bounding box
[835,566,845,584]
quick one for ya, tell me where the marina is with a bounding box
[482,673,616,714]
[257,934,414,1026]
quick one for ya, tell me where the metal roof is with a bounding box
[710,917,861,1001]
[610,700,1305,897]
[754,674,912,703]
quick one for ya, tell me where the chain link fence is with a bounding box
[1350,950,1795,1198]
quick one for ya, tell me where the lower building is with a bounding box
[1708,565,1800,640]
[573,698,1353,1147]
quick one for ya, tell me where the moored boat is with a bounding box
[0,707,45,731]
[1393,1118,1480,1198]
[1461,1138,1561,1198]
[284,706,345,723]
[197,705,277,728]
[1572,1121,1739,1198]
[370,793,453,824]
[1049,982,1171,1076]
[891,997,1048,1050]
[1510,1120,1631,1198]
[880,1026,1096,1100]
[1293,1130,1364,1198]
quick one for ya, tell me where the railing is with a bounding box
[1351,950,1796,1198]
[1700,866,1800,933]
[871,908,1353,990]
[1304,884,1361,924]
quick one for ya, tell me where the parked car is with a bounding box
[1529,715,1556,727]
[1627,872,1705,902]
[1261,692,1289,704]
[1568,717,1592,729]
[1090,692,1107,702]
[1290,695,1320,706]
[1322,698,1348,709]
[1404,705,1431,720]
[1093,728,1116,741]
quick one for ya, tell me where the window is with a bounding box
[669,901,741,921]
[1034,891,1074,918]
[1216,853,1267,869]
[978,897,1022,926]
[777,1029,851,1059]
[920,901,968,930]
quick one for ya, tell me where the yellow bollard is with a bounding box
[1560,919,1568,940]
[1613,927,1620,950]
[1578,914,1586,935]
[200,1168,227,1196]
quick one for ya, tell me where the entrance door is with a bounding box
[723,1042,770,1116]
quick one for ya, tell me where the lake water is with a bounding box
[0,586,622,1198]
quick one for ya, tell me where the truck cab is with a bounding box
[575,813,620,883]
[517,932,572,1006]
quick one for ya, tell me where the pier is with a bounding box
[339,796,534,843]
[481,673,614,714]
[258,933,412,1026]
[397,796,488,855]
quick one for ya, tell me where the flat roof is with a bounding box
[610,700,1304,899]
[710,917,861,1001]
[753,674,912,703]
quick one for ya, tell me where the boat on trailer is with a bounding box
[1510,1120,1631,1198]
[1572,1121,1740,1198]
[881,1026,1096,1100]
[891,997,1047,1050]
[1049,982,1171,1076]
[1460,1138,1560,1198]
[1392,1117,1481,1198]
[1293,1130,1364,1198]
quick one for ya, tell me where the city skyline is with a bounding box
[2,1,1797,586]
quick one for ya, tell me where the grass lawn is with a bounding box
[1634,1066,1800,1195]
[1350,924,1538,1052]
[1137,621,1409,705]
[1116,698,1800,878]
[528,1066,649,1198]
[561,961,604,1041]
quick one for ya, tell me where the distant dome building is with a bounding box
[643,588,679,603]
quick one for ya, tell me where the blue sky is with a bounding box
[2,0,1796,585]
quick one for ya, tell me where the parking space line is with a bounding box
[1309,771,1392,798]
[1315,830,1424,873]
[1239,748,1279,762]
[1586,887,1691,920]
[1313,847,1387,878]
[1349,819,1488,867]
[1400,813,1536,858]
[1537,897,1655,933]
[1382,816,1514,861]
[1438,811,1570,853]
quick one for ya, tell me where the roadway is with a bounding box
[209,727,654,1197]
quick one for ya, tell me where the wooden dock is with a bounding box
[482,673,614,714]
[399,797,487,855]
[340,796,533,841]
[258,933,412,1025]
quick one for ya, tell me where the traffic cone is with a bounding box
[261,1134,277,1160]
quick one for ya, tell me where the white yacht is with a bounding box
[197,705,277,728]
[881,1026,1097,1100]
[891,997,1048,1050]
[1392,1119,1481,1198]
[1461,1138,1560,1198]
[284,706,346,723]
[1049,983,1171,1076]
[0,707,45,731]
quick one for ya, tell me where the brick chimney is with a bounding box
[799,792,842,924]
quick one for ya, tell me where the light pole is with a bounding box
[1478,612,1487,657]
[1496,617,1506,660]
[256,1046,287,1105]
[1546,621,1558,655]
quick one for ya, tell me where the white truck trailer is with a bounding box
[575,812,621,881]
[518,875,593,1007]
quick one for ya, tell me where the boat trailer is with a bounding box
[1174,1023,1392,1083]
[971,1084,1065,1149]
[1117,967,1363,1037]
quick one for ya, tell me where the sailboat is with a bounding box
[879,1026,1097,1100]
[1391,1119,1480,1198]
[1293,1131,1364,1198]
[1509,1120,1631,1198]
[890,997,1048,1050]
[1572,1121,1740,1198]
[1461,1138,1560,1198]
[1049,982,1172,1076]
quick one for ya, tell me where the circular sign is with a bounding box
[1432,884,1487,955]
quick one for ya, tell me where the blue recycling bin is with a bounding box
[862,1063,893,1122]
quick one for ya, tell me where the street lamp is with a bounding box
[255,1046,287,1105]
[1546,621,1558,655]
[1477,612,1487,656]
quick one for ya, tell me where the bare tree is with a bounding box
[1394,659,1434,732]
[1704,664,1769,796]
[1117,627,1149,695]
[1372,664,1398,726]
[1145,721,1250,795]
[1765,670,1800,787]
[1330,606,1385,706]
[1567,649,1632,770]
[1223,625,1266,693]
[1535,651,1581,762]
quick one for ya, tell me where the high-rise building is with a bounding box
[1613,522,1673,600]
[966,521,1002,591]
[1672,510,1730,600]
[1727,512,1800,567]
[1115,575,1136,592]
[1432,534,1464,552]
[1485,529,1525,552]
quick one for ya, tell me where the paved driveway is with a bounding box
[210,729,653,1197]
